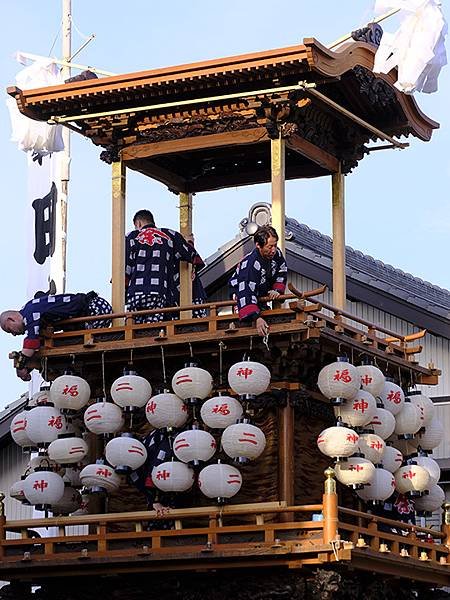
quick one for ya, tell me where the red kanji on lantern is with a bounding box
[96,468,112,478]
[48,415,63,429]
[346,433,358,443]
[387,390,402,404]
[353,400,369,413]
[370,440,384,450]
[227,475,241,485]
[156,470,171,481]
[333,369,352,383]
[361,375,373,385]
[146,401,157,414]
[402,470,416,480]
[33,480,48,492]
[212,403,230,415]
[236,368,253,379]
[62,385,79,397]
[348,464,364,472]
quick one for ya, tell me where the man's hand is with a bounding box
[268,289,280,300]
[153,502,170,517]
[256,316,269,337]
[186,233,195,245]
[16,368,31,381]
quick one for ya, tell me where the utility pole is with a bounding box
[52,0,71,293]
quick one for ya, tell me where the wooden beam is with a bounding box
[278,400,295,519]
[179,192,193,319]
[331,164,346,310]
[271,134,286,253]
[121,128,270,161]
[286,133,339,173]
[111,160,126,321]
[126,159,188,193]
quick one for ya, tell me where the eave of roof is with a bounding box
[7,38,438,142]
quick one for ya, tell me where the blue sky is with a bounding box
[0,1,449,407]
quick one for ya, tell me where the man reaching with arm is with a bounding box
[229,225,287,336]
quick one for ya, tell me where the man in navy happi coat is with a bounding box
[229,225,287,336]
[0,291,112,380]
[125,209,205,322]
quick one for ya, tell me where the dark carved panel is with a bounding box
[353,65,397,107]
[100,146,120,164]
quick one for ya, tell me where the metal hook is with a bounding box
[71,353,76,366]
[263,333,270,353]
[249,337,253,352]
[218,341,225,388]
[129,348,134,367]
[101,352,106,398]
[189,342,194,359]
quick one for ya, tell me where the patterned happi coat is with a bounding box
[125,224,204,307]
[229,247,287,320]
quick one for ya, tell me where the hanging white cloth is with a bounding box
[7,54,64,155]
[373,0,447,93]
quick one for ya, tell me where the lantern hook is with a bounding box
[262,333,270,353]
[218,341,225,388]
[129,348,134,367]
[189,342,194,359]
[161,346,167,386]
[101,352,107,398]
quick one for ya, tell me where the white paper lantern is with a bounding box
[9,480,27,503]
[28,388,51,407]
[28,455,59,473]
[48,436,88,465]
[317,426,359,458]
[415,416,444,452]
[228,361,270,397]
[23,470,65,509]
[317,358,360,404]
[79,462,121,493]
[51,485,82,515]
[50,374,91,413]
[151,461,194,492]
[145,393,188,429]
[172,366,212,402]
[173,429,217,463]
[395,464,430,494]
[10,411,35,449]
[334,390,377,427]
[356,364,385,398]
[200,396,243,429]
[110,372,152,410]
[415,485,445,513]
[221,423,266,460]
[394,401,422,438]
[379,381,404,415]
[84,401,124,434]
[356,467,395,502]
[358,433,386,464]
[368,408,396,440]
[415,456,441,487]
[105,434,147,473]
[26,406,67,446]
[407,391,435,428]
[381,446,403,473]
[198,463,242,500]
[335,457,375,487]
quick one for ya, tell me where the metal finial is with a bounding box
[443,502,450,525]
[324,468,336,494]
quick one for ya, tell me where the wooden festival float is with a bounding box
[4,30,449,600]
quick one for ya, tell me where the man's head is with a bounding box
[0,311,25,336]
[133,209,155,230]
[254,225,279,260]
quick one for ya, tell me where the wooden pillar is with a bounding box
[111,159,126,322]
[322,467,338,545]
[278,395,294,519]
[179,192,193,319]
[271,134,286,253]
[331,165,346,310]
[442,502,450,553]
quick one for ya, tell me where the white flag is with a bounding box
[373,0,447,93]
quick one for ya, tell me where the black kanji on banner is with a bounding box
[32,182,57,264]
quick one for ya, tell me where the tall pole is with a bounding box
[332,165,346,310]
[54,0,71,292]
[179,192,193,319]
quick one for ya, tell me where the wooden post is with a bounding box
[111,159,126,323]
[322,467,338,545]
[271,133,286,253]
[442,502,450,553]
[179,191,193,319]
[278,394,294,521]
[0,492,5,559]
[331,165,346,310]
